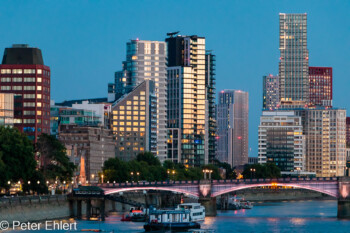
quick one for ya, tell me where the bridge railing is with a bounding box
[97,177,339,188]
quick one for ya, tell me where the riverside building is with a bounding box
[0,93,14,127]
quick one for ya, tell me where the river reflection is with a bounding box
[6,200,350,233]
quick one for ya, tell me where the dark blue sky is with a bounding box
[1,0,349,156]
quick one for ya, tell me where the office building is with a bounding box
[309,67,332,108]
[58,125,115,184]
[0,93,14,127]
[112,39,167,161]
[111,80,157,161]
[258,111,305,175]
[263,74,279,110]
[346,117,350,148]
[279,13,309,107]
[0,44,50,142]
[217,90,249,167]
[167,34,216,166]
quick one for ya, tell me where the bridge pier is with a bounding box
[199,197,217,217]
[77,200,82,219]
[86,200,91,220]
[69,200,74,217]
[337,177,350,219]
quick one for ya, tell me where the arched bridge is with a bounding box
[89,177,350,218]
[98,177,345,199]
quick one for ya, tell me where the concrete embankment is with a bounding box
[233,188,335,202]
[0,195,72,223]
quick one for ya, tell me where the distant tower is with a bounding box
[279,13,309,108]
[263,74,279,110]
[309,67,332,107]
[217,90,249,167]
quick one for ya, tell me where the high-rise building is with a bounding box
[111,80,157,161]
[205,51,217,163]
[279,13,309,107]
[0,44,50,142]
[309,67,332,107]
[263,74,279,110]
[113,40,167,161]
[166,34,214,167]
[0,93,14,127]
[299,108,346,177]
[258,111,305,175]
[217,90,249,167]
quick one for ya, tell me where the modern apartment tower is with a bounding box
[166,34,213,167]
[263,74,280,110]
[113,40,167,161]
[279,13,309,107]
[205,51,217,163]
[0,44,50,142]
[309,67,332,108]
[111,80,157,161]
[258,111,305,175]
[217,90,249,167]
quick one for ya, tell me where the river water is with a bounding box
[6,200,350,233]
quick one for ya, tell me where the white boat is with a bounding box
[176,203,205,222]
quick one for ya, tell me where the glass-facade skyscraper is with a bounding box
[166,34,216,167]
[279,13,309,107]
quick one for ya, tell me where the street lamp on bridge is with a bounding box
[203,169,213,180]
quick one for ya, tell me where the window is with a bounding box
[12,69,23,74]
[127,101,131,105]
[24,77,35,82]
[24,94,35,99]
[119,106,124,110]
[37,111,42,115]
[37,77,42,82]
[23,111,35,115]
[24,69,35,74]
[1,86,10,90]
[24,86,36,91]
[37,86,42,91]
[37,94,42,99]
[13,77,22,82]
[13,86,22,90]
[37,69,42,74]
[1,77,11,82]
[37,102,42,107]
[1,69,11,74]
[133,116,138,120]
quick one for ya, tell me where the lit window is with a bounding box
[133,128,138,132]
[37,69,42,74]
[37,102,42,107]
[113,111,118,114]
[127,111,132,115]
[133,96,139,100]
[120,122,125,126]
[133,122,139,126]
[126,122,131,126]
[133,101,138,105]
[37,86,42,91]
[133,116,138,120]
[37,111,42,115]
[120,116,125,120]
[37,94,42,99]
[140,111,145,115]
[132,56,138,60]
[126,116,132,120]
[133,111,139,115]
[126,127,131,131]
[140,91,145,96]
[127,101,131,105]
[120,127,124,131]
[120,111,125,115]
[120,106,124,110]
[140,128,145,132]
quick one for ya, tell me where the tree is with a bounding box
[36,134,76,182]
[0,126,37,189]
[242,163,281,179]
[136,152,161,166]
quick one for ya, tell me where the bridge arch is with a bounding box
[104,186,199,198]
[211,183,338,198]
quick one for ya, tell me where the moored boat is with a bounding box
[176,203,205,222]
[144,209,200,232]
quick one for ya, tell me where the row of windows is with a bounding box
[1,69,49,75]
[116,127,145,132]
[0,77,44,82]
[114,122,146,126]
[113,116,146,121]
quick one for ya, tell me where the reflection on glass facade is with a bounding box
[166,35,210,167]
[0,93,14,127]
[279,13,309,107]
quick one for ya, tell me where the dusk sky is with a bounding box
[1,0,349,156]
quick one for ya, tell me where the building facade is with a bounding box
[279,13,309,107]
[346,117,350,148]
[166,34,212,167]
[111,80,157,161]
[217,90,249,167]
[0,44,50,142]
[258,111,305,175]
[309,67,332,108]
[113,40,167,161]
[263,74,279,110]
[300,108,346,177]
[0,93,14,127]
[58,125,115,184]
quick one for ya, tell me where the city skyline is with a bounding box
[0,0,349,156]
